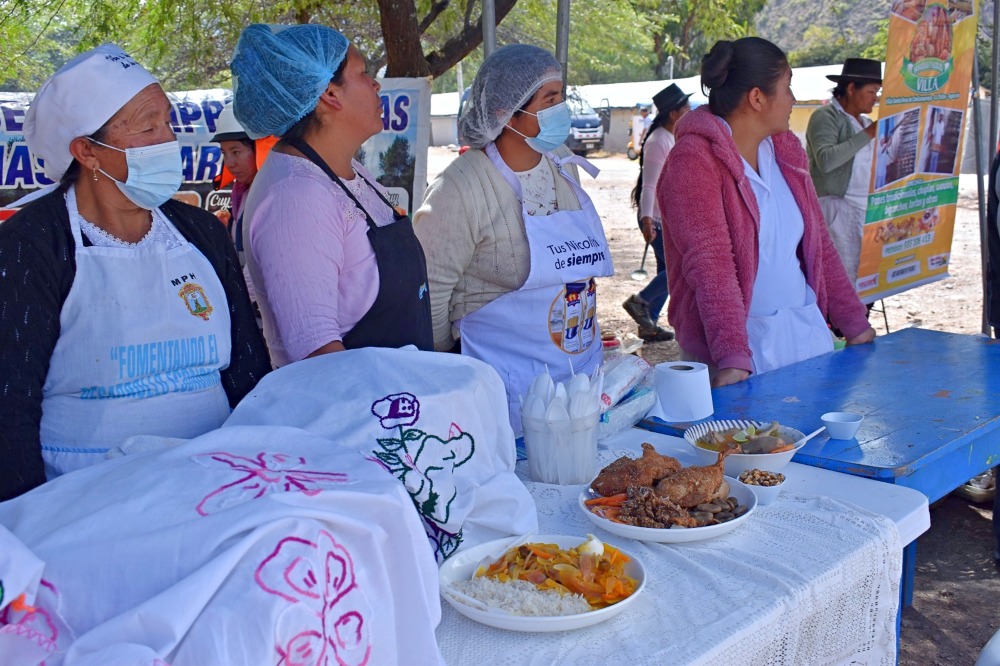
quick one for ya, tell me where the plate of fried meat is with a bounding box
[578,443,757,543]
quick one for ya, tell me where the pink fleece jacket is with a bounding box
[658,106,870,373]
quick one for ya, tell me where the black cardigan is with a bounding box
[0,190,271,501]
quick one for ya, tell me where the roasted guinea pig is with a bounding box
[591,443,681,496]
[654,450,730,508]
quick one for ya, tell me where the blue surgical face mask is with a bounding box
[89,138,183,210]
[507,101,572,153]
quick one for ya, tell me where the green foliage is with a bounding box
[755,0,890,57]
[632,0,766,78]
[861,18,889,61]
[788,25,865,67]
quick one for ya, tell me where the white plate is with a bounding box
[684,420,806,477]
[439,534,645,632]
[578,476,756,543]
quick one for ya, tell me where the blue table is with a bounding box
[639,327,1000,605]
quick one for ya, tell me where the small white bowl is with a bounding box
[821,412,864,440]
[736,473,784,506]
[684,420,805,477]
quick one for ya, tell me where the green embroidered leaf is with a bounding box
[377,437,404,452]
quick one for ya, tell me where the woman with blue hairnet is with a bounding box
[231,24,433,367]
[413,45,613,434]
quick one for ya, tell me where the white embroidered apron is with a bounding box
[39,194,232,478]
[459,145,614,434]
[746,169,833,376]
[819,105,874,285]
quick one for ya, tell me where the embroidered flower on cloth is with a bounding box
[193,452,351,516]
[371,393,420,429]
[0,580,72,661]
[256,531,372,666]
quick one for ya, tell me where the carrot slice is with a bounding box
[585,493,627,506]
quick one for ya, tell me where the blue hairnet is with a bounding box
[231,24,350,139]
[459,44,563,149]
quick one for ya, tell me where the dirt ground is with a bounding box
[427,146,999,663]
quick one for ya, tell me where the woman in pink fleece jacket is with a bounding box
[659,37,875,387]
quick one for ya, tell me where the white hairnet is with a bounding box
[459,44,562,149]
[231,24,350,139]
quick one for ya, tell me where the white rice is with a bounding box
[449,577,592,616]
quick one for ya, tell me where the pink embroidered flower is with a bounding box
[194,452,351,516]
[257,531,372,666]
[0,580,72,661]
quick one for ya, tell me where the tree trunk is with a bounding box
[376,0,520,79]
[652,32,667,80]
[377,0,433,77]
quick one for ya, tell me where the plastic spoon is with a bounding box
[794,426,826,447]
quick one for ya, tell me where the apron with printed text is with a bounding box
[39,194,232,478]
[459,145,614,434]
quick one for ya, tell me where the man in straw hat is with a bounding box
[806,58,882,289]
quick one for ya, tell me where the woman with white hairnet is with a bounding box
[231,24,433,367]
[413,45,613,434]
[0,44,270,501]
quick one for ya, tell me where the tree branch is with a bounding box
[463,0,477,29]
[418,0,450,35]
[425,0,518,77]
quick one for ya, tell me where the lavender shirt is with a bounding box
[242,152,396,367]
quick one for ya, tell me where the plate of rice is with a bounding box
[439,534,646,632]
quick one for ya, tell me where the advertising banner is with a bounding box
[0,77,430,218]
[857,0,978,302]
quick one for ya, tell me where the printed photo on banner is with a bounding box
[856,0,976,304]
[875,108,921,190]
[918,106,963,174]
[892,0,925,21]
[890,0,974,23]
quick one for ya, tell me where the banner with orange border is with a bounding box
[857,0,977,302]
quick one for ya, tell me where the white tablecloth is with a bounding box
[436,430,905,665]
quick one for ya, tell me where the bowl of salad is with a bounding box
[684,420,806,476]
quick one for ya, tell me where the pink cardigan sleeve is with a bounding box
[659,142,754,372]
[813,206,871,338]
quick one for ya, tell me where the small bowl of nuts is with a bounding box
[736,469,785,506]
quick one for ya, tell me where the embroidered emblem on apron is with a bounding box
[178,282,213,320]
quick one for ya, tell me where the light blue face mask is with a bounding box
[89,138,183,210]
[507,101,572,153]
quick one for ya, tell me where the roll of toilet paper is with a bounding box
[645,361,714,423]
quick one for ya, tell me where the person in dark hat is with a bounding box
[805,58,882,289]
[622,83,692,341]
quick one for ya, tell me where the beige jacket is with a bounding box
[413,145,582,351]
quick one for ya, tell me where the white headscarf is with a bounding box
[24,43,158,181]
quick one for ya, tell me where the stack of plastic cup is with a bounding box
[520,367,602,485]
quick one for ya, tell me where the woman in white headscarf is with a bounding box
[413,44,613,434]
[0,44,269,501]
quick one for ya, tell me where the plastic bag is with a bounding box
[599,354,652,414]
[598,377,656,440]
